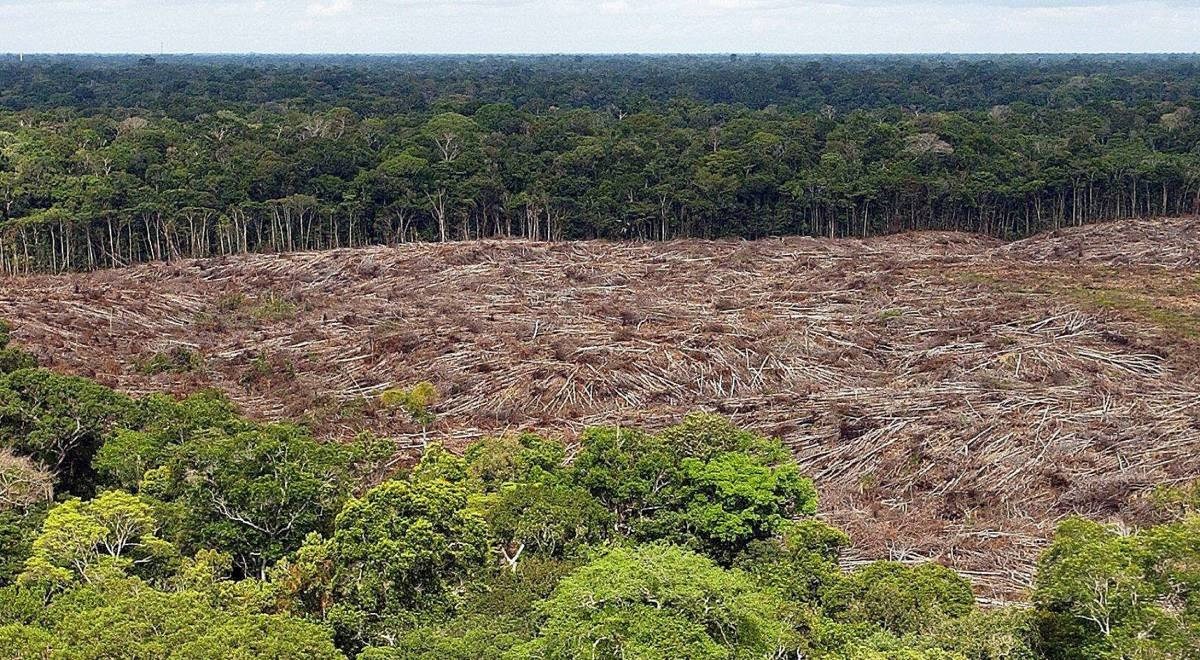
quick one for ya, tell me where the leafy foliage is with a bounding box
[0,320,36,374]
[3,579,342,659]
[1032,516,1200,659]
[0,353,1190,658]
[0,505,47,586]
[733,519,850,604]
[822,561,976,637]
[518,543,792,659]
[20,491,175,592]
[328,476,490,616]
[484,478,611,562]
[381,381,439,426]
[0,368,139,494]
[135,347,203,375]
[92,389,246,491]
[463,432,566,491]
[147,423,360,577]
[573,413,818,562]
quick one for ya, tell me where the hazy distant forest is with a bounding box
[1,54,1199,272]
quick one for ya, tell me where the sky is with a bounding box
[0,0,1198,55]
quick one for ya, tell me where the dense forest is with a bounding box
[0,319,1197,658]
[1,55,1199,273]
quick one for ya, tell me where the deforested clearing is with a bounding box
[3,216,1199,600]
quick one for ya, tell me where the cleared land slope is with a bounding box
[3,216,1198,599]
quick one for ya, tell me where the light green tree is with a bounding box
[571,414,818,563]
[20,490,175,592]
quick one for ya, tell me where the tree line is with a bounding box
[1,56,1199,273]
[0,320,1197,658]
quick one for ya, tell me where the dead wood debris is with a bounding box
[2,217,1198,601]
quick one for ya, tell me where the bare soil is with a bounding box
[4,216,1199,600]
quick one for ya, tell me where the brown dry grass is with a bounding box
[2,216,1199,600]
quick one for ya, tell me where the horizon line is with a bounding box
[5,51,1200,57]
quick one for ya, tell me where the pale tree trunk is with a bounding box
[428,190,449,242]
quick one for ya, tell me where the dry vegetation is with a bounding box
[2,216,1199,601]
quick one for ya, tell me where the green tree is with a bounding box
[464,433,609,566]
[327,476,489,617]
[424,113,480,164]
[921,608,1036,660]
[148,424,356,578]
[92,389,246,491]
[822,561,975,637]
[0,369,139,494]
[519,543,792,659]
[0,506,47,587]
[1033,516,1200,659]
[463,433,567,492]
[572,414,818,563]
[734,519,850,604]
[20,491,176,592]
[484,479,611,568]
[288,457,492,650]
[3,580,343,659]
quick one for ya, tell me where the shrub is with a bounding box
[380,381,438,426]
[0,320,36,375]
[250,294,298,321]
[136,347,203,375]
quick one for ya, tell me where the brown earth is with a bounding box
[3,216,1199,601]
